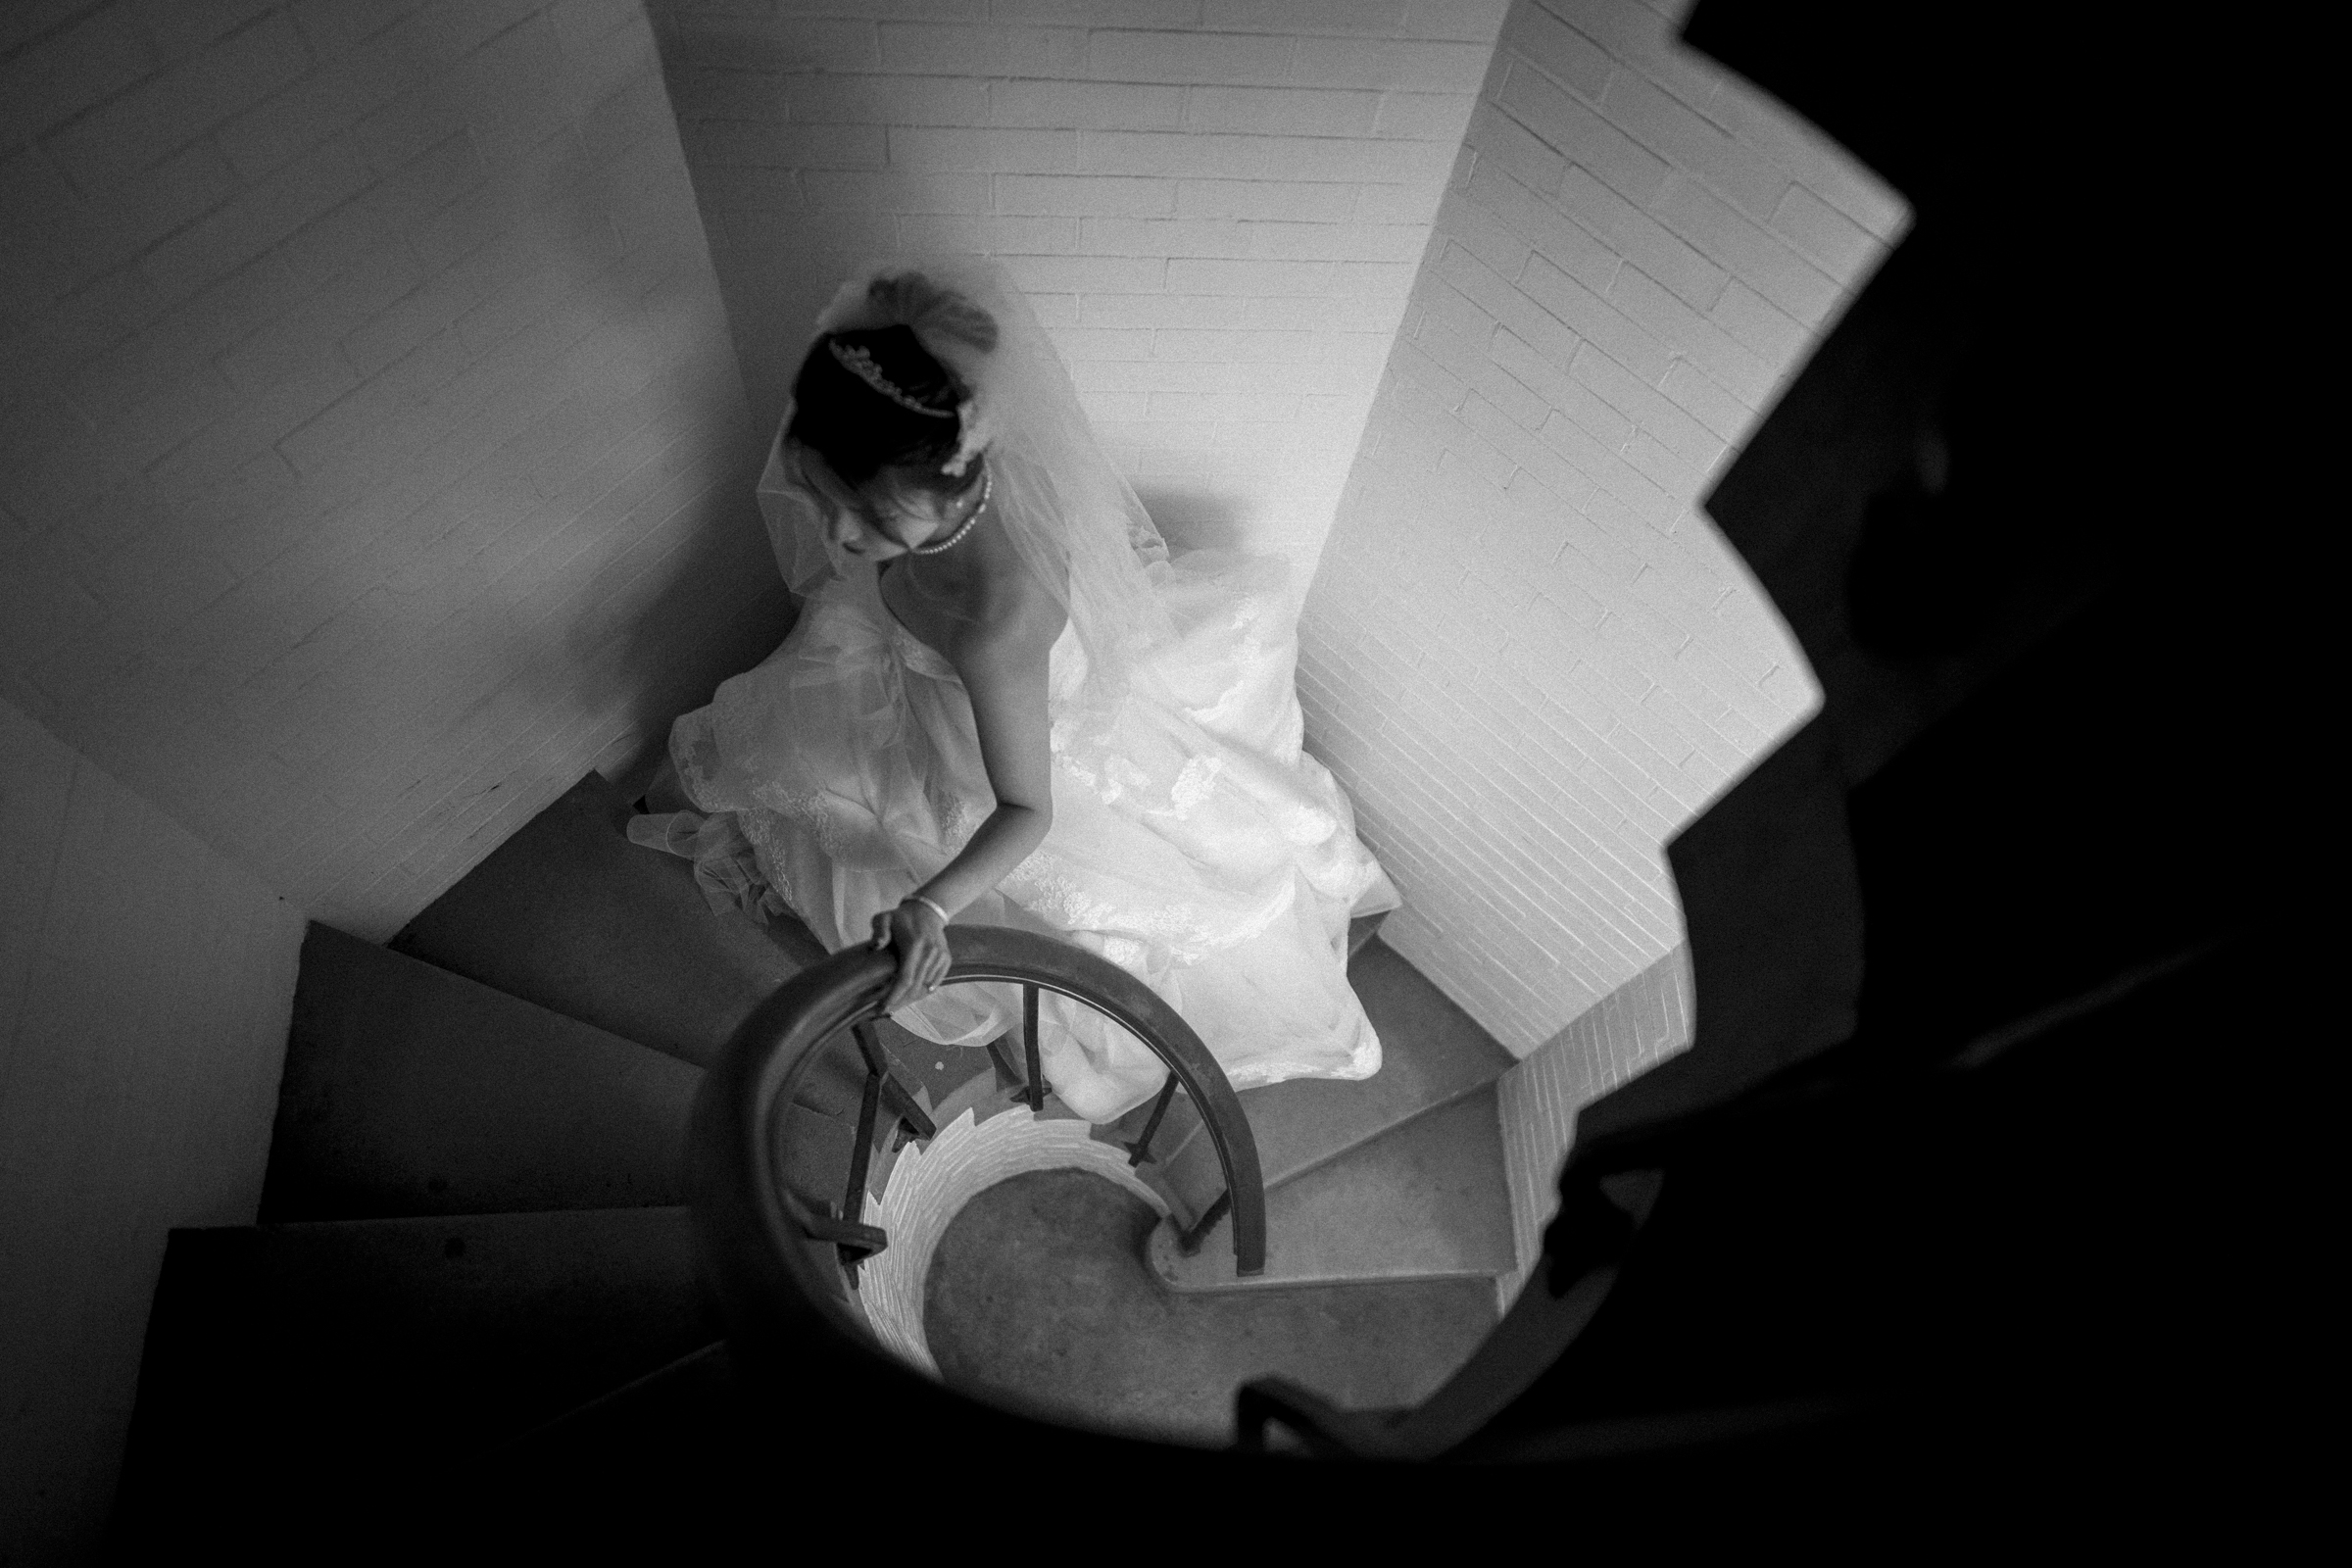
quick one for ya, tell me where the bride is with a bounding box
[630,259,1398,1123]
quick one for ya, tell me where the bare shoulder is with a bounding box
[942,564,1061,680]
[972,560,1067,651]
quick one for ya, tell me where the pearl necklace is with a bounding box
[906,466,992,557]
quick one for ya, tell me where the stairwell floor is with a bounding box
[920,1169,1494,1446]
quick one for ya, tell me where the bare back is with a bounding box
[878,522,1066,819]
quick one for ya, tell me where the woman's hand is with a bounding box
[871,898,952,1015]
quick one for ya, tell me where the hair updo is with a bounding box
[787,323,973,504]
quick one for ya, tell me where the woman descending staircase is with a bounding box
[113,769,1525,1544]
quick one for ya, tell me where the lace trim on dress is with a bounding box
[750,784,846,858]
[1155,755,1223,818]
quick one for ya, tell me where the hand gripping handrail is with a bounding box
[687,925,1265,1374]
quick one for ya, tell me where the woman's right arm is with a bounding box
[869,592,1064,1015]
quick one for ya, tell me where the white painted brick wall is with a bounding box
[648,0,1508,570]
[1297,0,1906,1071]
[0,696,304,1559]
[858,1102,1166,1379]
[0,0,785,941]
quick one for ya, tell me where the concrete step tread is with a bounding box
[263,923,703,1222]
[1142,937,1517,1222]
[119,1206,714,1526]
[1150,1087,1514,1292]
[389,771,820,1069]
[383,769,978,1108]
[501,1340,743,1463]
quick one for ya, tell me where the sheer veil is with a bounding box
[756,258,1178,730]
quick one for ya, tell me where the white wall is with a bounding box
[857,1102,1166,1379]
[648,0,1507,572]
[0,0,787,942]
[1296,0,1905,1058]
[0,698,305,1564]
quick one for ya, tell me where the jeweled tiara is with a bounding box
[828,340,956,419]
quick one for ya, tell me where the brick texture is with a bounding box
[0,697,304,1559]
[1297,0,1905,1081]
[0,0,788,942]
[858,1103,1167,1379]
[646,0,1508,570]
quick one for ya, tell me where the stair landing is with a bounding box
[1127,938,1516,1225]
[1150,1087,1515,1291]
[922,1167,1495,1446]
[264,923,700,1221]
[389,771,819,1069]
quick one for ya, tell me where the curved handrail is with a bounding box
[687,925,1265,1369]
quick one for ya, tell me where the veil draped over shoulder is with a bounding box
[636,257,1398,1122]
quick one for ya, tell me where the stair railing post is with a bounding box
[1020,984,1045,1113]
[838,1061,884,1281]
[692,923,1268,1375]
[1125,1073,1181,1166]
[853,1021,937,1143]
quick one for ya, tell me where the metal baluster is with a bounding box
[1125,1073,1181,1166]
[783,1187,886,1255]
[1020,984,1045,1113]
[839,1057,884,1283]
[984,1033,1026,1093]
[882,1081,930,1151]
[853,1022,937,1142]
[1176,1190,1233,1256]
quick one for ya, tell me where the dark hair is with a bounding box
[787,323,970,502]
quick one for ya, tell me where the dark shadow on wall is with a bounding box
[640,4,863,441]
[1129,485,1260,556]
[570,516,797,796]
[0,5,804,911]
[1209,2,2294,1497]
[364,11,797,818]
[1577,0,2261,1141]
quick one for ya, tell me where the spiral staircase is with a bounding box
[97,2,2291,1543]
[109,767,1526,1548]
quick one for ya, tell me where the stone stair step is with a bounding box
[493,1340,744,1479]
[262,920,898,1224]
[1149,1088,1513,1293]
[1138,937,1516,1223]
[388,770,821,1069]
[927,1166,1498,1445]
[384,769,978,1117]
[115,1206,712,1544]
[261,923,702,1222]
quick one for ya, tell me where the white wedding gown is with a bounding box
[631,539,1399,1123]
